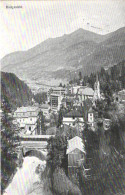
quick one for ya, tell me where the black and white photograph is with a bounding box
[0,1,125,194]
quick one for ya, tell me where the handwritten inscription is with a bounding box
[6,5,23,9]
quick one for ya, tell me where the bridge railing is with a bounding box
[19,134,55,141]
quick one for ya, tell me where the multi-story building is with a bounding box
[52,87,66,95]
[50,93,63,112]
[63,110,84,127]
[13,106,39,135]
[47,87,66,103]
[87,107,94,127]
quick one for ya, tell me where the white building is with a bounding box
[63,110,84,127]
[52,87,66,95]
[47,87,65,103]
[13,106,39,135]
[87,107,94,127]
[71,86,81,95]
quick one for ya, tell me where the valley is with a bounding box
[1,27,125,93]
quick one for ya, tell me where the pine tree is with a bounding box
[36,111,46,135]
[47,135,67,171]
[79,71,82,81]
[46,135,68,191]
[1,96,20,193]
[36,117,41,135]
[57,108,64,128]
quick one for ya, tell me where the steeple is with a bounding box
[94,73,100,100]
[96,74,98,83]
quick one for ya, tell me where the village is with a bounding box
[11,75,125,166]
[13,76,107,134]
[13,75,125,133]
[1,63,125,195]
[1,1,125,193]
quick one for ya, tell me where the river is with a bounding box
[3,156,46,195]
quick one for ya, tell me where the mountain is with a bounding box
[1,27,125,92]
[1,72,33,109]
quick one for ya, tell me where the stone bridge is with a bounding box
[22,141,48,155]
[19,134,54,156]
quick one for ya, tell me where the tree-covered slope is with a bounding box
[1,72,33,109]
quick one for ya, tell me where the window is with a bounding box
[90,113,92,116]
[30,118,32,121]
[29,127,31,131]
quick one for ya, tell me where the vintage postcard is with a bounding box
[0,1,125,194]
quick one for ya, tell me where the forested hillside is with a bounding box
[1,72,33,109]
[70,60,125,93]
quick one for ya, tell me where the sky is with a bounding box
[0,0,125,59]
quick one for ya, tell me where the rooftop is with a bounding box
[66,136,85,154]
[78,86,88,92]
[64,110,83,118]
[50,93,62,97]
[88,107,93,113]
[78,87,94,96]
[72,86,81,90]
[40,104,50,109]
[52,87,65,91]
[15,106,39,113]
[19,134,55,139]
[118,89,125,95]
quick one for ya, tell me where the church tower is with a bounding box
[94,74,100,100]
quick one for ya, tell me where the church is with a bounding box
[94,75,101,101]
